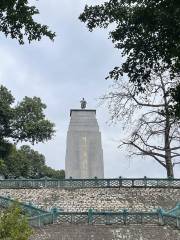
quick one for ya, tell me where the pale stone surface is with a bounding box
[30,224,180,240]
[65,110,104,178]
[0,188,179,212]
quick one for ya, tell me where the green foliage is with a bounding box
[79,0,180,91]
[13,96,55,144]
[2,145,44,178]
[0,203,33,240]
[0,0,55,44]
[0,86,14,140]
[0,85,57,178]
[0,85,55,144]
[0,159,5,171]
[0,144,65,179]
[42,165,65,179]
[0,140,13,159]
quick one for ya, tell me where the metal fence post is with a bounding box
[69,177,73,188]
[82,179,85,188]
[144,176,147,188]
[88,208,93,224]
[94,177,98,187]
[38,215,41,227]
[123,209,128,225]
[51,207,58,224]
[176,217,180,229]
[119,176,122,188]
[132,179,134,187]
[107,179,110,187]
[44,177,47,188]
[157,208,164,226]
[105,212,111,225]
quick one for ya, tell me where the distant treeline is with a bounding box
[0,142,65,179]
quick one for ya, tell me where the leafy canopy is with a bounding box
[0,0,55,44]
[0,85,55,144]
[0,86,63,179]
[79,0,180,91]
[42,165,65,179]
[0,144,65,179]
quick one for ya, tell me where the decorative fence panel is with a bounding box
[0,177,180,189]
[54,211,159,225]
[55,212,88,224]
[53,210,180,229]
[28,213,54,227]
[0,195,180,230]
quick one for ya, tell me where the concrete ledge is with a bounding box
[70,109,96,116]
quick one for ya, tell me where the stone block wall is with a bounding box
[0,187,179,212]
[1,187,180,240]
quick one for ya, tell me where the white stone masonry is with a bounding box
[65,110,104,178]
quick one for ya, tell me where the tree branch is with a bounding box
[122,141,166,168]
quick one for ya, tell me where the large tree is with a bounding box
[79,0,180,115]
[102,72,180,177]
[80,0,180,88]
[0,85,55,146]
[0,0,55,44]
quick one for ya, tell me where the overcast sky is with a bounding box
[0,0,179,178]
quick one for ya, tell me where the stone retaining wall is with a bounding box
[1,187,180,240]
[0,188,179,212]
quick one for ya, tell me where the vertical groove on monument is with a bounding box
[65,109,104,178]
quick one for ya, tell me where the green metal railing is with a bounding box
[0,195,180,229]
[52,204,180,227]
[28,205,180,229]
[0,195,48,217]
[0,177,180,189]
[0,195,54,227]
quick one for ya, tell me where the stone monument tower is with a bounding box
[65,99,104,178]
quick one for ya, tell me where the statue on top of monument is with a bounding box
[80,98,87,109]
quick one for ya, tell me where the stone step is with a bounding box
[30,224,180,240]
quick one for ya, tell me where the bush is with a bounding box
[0,203,33,240]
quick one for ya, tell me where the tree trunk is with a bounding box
[164,120,174,177]
[165,146,174,178]
[161,76,174,178]
[161,78,174,177]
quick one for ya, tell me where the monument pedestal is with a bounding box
[65,109,104,179]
